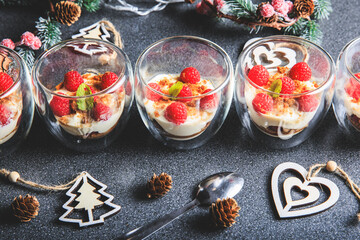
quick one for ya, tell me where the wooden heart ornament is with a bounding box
[271,162,339,218]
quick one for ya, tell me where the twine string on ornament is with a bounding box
[103,0,183,16]
[306,161,360,221]
[98,20,123,49]
[0,169,86,191]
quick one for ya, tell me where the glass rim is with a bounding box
[342,36,360,83]
[135,35,233,99]
[32,38,130,99]
[0,46,22,98]
[239,35,335,97]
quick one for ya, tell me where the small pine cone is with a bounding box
[11,195,40,222]
[54,1,81,26]
[293,0,314,18]
[256,2,278,24]
[210,198,240,228]
[146,173,172,199]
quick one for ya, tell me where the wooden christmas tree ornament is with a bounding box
[59,172,121,227]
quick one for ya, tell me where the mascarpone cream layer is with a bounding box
[0,93,22,144]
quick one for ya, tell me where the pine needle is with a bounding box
[35,17,62,51]
[16,48,35,69]
[314,0,332,20]
[224,0,256,17]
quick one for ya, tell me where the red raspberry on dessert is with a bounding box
[200,89,218,110]
[248,65,270,87]
[146,83,162,101]
[101,72,118,90]
[164,102,187,125]
[280,76,295,94]
[64,71,84,92]
[252,93,274,114]
[289,62,312,81]
[297,94,319,112]
[1,39,15,50]
[92,102,112,121]
[345,73,360,100]
[0,72,14,92]
[50,93,71,117]
[180,67,201,84]
[0,104,11,126]
[176,84,193,102]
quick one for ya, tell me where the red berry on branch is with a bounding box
[30,36,42,50]
[260,3,275,17]
[20,31,35,47]
[0,39,15,50]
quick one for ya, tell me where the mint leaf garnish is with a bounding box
[76,83,94,111]
[269,79,282,98]
[168,81,184,97]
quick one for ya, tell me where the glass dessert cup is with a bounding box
[0,46,34,157]
[333,36,360,142]
[235,36,335,149]
[135,36,234,150]
[32,39,134,152]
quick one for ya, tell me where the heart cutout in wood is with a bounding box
[271,162,339,218]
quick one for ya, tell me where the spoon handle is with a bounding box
[120,199,199,240]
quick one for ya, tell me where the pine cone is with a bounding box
[293,0,314,18]
[210,198,240,228]
[146,173,172,199]
[11,195,40,222]
[256,2,278,24]
[54,1,81,26]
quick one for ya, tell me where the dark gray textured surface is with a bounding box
[1,1,360,239]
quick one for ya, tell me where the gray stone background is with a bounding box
[1,0,360,239]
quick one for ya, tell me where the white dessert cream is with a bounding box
[0,91,22,144]
[144,74,217,140]
[343,93,360,119]
[245,70,319,140]
[53,73,125,139]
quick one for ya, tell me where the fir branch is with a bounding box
[224,0,256,18]
[300,20,323,44]
[75,0,84,7]
[283,18,307,35]
[16,48,35,69]
[36,17,62,51]
[82,0,101,12]
[313,0,332,20]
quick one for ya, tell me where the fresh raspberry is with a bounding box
[50,93,71,117]
[63,70,84,92]
[260,3,275,17]
[289,62,312,81]
[200,89,218,110]
[176,84,193,102]
[101,72,118,90]
[30,36,41,50]
[20,31,35,47]
[92,102,111,121]
[252,93,274,114]
[0,38,15,50]
[0,72,14,92]
[345,73,360,100]
[297,94,319,112]
[248,65,270,87]
[146,83,162,101]
[271,0,285,11]
[180,67,201,84]
[164,102,187,125]
[280,76,295,94]
[0,104,11,126]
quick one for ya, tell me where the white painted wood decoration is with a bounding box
[271,162,339,218]
[59,172,121,227]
